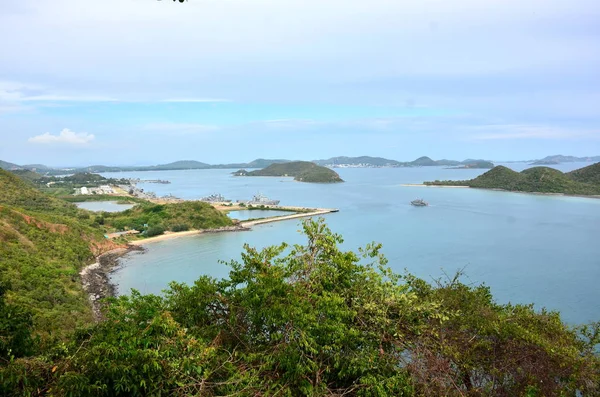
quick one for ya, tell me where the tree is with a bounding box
[0,282,35,360]
[2,219,598,396]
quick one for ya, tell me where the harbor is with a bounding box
[127,205,340,245]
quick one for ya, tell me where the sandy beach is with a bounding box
[129,225,250,246]
[127,207,338,245]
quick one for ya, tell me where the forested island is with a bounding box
[234,161,344,183]
[445,160,494,169]
[1,167,599,395]
[424,163,600,195]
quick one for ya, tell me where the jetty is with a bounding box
[241,207,339,227]
[127,205,339,245]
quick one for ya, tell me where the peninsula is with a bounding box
[423,162,600,196]
[234,161,344,183]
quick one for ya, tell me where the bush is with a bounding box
[171,224,189,232]
[145,225,165,237]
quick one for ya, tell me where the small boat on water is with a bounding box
[411,198,428,207]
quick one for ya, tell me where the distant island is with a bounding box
[313,155,494,168]
[530,155,600,165]
[423,162,600,196]
[2,154,600,174]
[234,161,344,183]
[445,161,494,169]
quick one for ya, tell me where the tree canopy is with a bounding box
[2,219,598,396]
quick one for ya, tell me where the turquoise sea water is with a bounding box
[104,163,600,324]
[227,210,294,221]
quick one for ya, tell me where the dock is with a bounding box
[240,208,339,227]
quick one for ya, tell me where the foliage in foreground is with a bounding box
[2,219,598,396]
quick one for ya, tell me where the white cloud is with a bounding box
[28,128,95,145]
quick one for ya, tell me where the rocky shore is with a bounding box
[80,245,145,320]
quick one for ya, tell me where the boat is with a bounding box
[411,198,428,207]
[200,193,231,203]
[238,193,280,206]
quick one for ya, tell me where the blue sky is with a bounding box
[0,0,599,166]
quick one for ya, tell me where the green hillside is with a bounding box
[0,170,112,344]
[240,161,344,183]
[0,170,80,215]
[103,201,232,235]
[567,162,600,185]
[424,165,600,195]
[0,169,231,346]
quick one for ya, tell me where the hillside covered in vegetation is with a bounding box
[235,161,344,183]
[0,170,112,345]
[567,161,600,185]
[102,201,232,236]
[424,164,600,195]
[2,218,599,395]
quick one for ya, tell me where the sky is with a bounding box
[1,0,599,166]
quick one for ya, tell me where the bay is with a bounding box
[104,163,600,324]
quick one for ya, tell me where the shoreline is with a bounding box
[80,245,144,320]
[401,184,600,199]
[82,207,339,315]
[400,184,470,188]
[129,225,250,246]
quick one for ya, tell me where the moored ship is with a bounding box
[238,193,280,206]
[200,193,231,203]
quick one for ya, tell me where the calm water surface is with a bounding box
[227,210,293,221]
[76,201,134,212]
[104,163,600,324]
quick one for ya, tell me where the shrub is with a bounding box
[145,225,165,237]
[171,224,189,232]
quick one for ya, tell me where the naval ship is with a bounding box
[238,193,280,206]
[200,194,231,203]
[410,198,428,207]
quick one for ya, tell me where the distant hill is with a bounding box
[566,162,600,185]
[150,160,210,170]
[531,155,600,164]
[212,158,291,169]
[0,160,22,170]
[236,161,344,183]
[313,156,402,167]
[410,156,438,166]
[1,155,500,173]
[435,159,462,166]
[21,163,53,171]
[447,160,494,169]
[424,164,600,195]
[410,156,486,168]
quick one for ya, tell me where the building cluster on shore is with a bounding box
[74,185,115,195]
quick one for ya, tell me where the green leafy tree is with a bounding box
[2,219,599,396]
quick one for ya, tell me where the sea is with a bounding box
[101,163,600,325]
